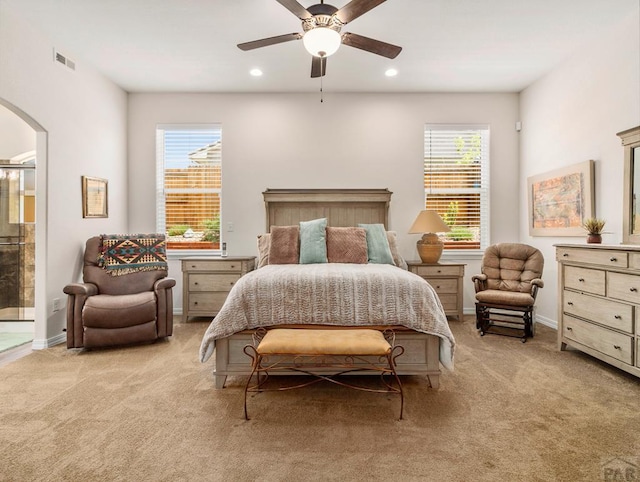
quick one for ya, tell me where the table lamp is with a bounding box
[408,210,451,263]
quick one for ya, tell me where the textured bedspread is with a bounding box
[199,264,455,370]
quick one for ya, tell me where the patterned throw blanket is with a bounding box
[99,234,168,276]
[199,263,455,370]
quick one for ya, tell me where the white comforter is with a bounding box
[199,263,455,370]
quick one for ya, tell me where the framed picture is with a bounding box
[82,176,108,218]
[527,160,594,236]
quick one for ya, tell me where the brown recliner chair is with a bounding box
[472,243,544,342]
[63,236,175,349]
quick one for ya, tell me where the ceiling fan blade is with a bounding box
[311,56,328,78]
[276,0,312,19]
[341,32,402,59]
[237,33,302,51]
[335,0,386,24]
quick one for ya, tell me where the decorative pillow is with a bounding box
[257,234,270,268]
[326,227,368,264]
[386,231,408,270]
[299,218,328,264]
[358,223,395,265]
[268,226,300,264]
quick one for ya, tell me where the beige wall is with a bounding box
[519,7,640,326]
[128,92,520,314]
[0,4,129,346]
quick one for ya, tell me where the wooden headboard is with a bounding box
[263,189,392,231]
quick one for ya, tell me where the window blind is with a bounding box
[156,125,222,250]
[424,125,490,251]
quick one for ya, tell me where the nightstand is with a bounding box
[407,261,465,320]
[181,256,256,322]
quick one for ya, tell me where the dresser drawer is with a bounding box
[563,315,633,365]
[412,265,463,277]
[607,271,640,304]
[563,266,605,295]
[427,278,458,294]
[557,247,628,268]
[182,260,243,272]
[189,273,240,292]
[188,292,229,312]
[563,290,633,333]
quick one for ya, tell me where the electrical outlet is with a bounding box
[227,222,234,232]
[52,298,61,312]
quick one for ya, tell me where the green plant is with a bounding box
[583,218,605,235]
[202,216,220,243]
[168,225,190,236]
[448,226,474,241]
[442,201,459,227]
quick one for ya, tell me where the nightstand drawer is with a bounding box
[428,278,458,294]
[438,294,458,311]
[412,265,464,277]
[183,260,243,272]
[188,292,229,312]
[189,274,240,292]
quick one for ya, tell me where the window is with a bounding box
[423,124,490,252]
[156,125,222,251]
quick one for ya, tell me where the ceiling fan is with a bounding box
[237,0,402,78]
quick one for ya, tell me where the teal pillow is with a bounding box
[299,218,328,264]
[358,223,395,265]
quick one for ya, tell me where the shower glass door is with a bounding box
[0,163,35,322]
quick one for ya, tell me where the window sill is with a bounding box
[167,249,221,260]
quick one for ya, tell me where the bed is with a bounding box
[199,188,455,389]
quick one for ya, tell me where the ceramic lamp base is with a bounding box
[416,233,444,264]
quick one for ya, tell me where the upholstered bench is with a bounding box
[243,328,404,420]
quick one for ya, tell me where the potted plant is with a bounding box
[583,218,605,244]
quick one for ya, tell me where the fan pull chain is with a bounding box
[320,53,325,103]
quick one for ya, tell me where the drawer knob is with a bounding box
[613,345,621,350]
[610,257,617,262]
[631,287,638,292]
[230,282,234,286]
[566,327,573,331]
[563,253,569,257]
[231,265,236,269]
[578,278,585,282]
[194,302,198,305]
[194,282,199,285]
[614,315,622,319]
[437,270,442,273]
[567,301,574,306]
[191,265,196,268]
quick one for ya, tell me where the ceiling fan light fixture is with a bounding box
[303,27,341,57]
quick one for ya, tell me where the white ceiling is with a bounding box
[4,0,639,93]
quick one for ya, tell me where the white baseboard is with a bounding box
[32,333,66,350]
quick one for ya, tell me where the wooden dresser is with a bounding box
[556,244,640,378]
[181,256,256,322]
[407,261,465,320]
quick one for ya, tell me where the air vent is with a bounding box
[53,49,76,71]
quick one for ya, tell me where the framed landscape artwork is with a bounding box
[82,175,108,218]
[527,160,594,236]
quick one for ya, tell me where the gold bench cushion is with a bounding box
[257,329,391,356]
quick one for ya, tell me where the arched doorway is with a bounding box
[0,99,47,355]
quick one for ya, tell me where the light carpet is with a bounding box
[1,318,639,481]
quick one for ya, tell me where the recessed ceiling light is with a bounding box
[250,68,263,77]
[385,68,398,77]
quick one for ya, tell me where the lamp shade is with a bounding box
[408,210,451,234]
[409,211,451,264]
[303,27,341,57]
